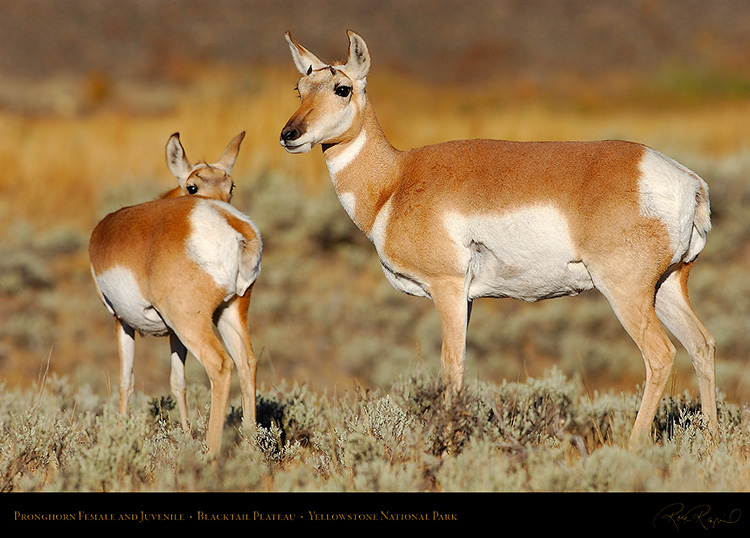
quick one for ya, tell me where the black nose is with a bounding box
[281,127,299,142]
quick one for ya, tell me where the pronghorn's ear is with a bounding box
[285,32,327,75]
[166,133,192,183]
[344,30,370,82]
[214,131,245,173]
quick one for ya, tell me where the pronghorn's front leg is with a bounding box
[431,277,470,396]
[168,332,190,433]
[115,317,136,417]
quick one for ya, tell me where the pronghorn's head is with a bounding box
[280,30,370,154]
[165,131,245,202]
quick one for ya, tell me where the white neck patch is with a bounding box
[338,192,357,220]
[325,130,367,179]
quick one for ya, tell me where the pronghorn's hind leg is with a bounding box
[624,310,676,448]
[181,333,234,456]
[214,290,258,433]
[589,262,677,447]
[167,309,235,456]
[655,263,717,437]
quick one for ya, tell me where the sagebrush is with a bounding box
[1,370,748,492]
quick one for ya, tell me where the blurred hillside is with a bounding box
[1,0,750,101]
[0,1,749,413]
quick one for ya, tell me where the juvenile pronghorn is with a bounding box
[162,131,245,202]
[89,132,261,455]
[280,31,716,446]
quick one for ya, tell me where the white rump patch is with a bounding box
[187,200,261,299]
[93,265,168,335]
[638,148,709,264]
[444,205,594,302]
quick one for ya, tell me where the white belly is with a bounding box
[93,265,169,335]
[369,198,593,302]
[445,205,595,302]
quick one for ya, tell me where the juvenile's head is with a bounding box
[164,131,245,202]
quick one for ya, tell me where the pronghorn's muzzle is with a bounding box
[280,125,299,143]
[280,120,311,153]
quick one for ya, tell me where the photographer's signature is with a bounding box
[654,503,741,531]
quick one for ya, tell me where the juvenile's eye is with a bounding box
[187,185,199,195]
[334,85,352,98]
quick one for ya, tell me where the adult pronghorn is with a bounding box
[280,31,717,446]
[89,132,262,456]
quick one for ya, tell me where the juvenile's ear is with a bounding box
[285,32,327,75]
[166,133,192,183]
[343,30,371,83]
[214,131,245,173]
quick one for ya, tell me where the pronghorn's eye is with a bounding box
[334,85,352,98]
[187,185,199,195]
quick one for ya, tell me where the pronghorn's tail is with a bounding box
[687,179,711,263]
